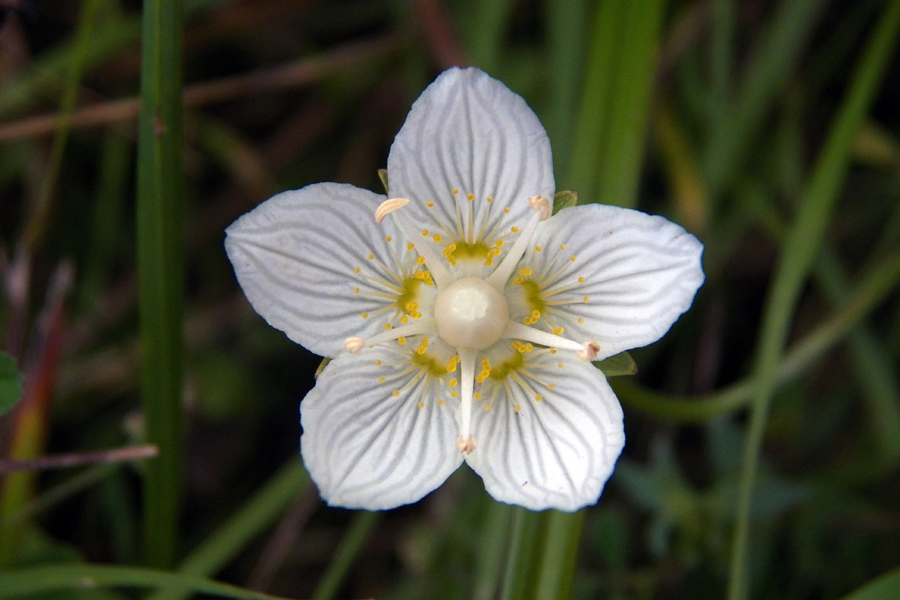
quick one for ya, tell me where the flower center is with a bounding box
[434,277,509,350]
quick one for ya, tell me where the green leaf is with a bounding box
[838,566,900,600]
[551,190,578,215]
[0,353,23,416]
[593,352,637,377]
[0,564,291,599]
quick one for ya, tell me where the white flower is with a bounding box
[225,67,704,512]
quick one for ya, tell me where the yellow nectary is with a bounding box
[434,277,509,350]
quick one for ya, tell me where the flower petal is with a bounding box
[511,204,704,359]
[386,68,554,269]
[225,183,433,358]
[465,348,625,511]
[300,342,463,510]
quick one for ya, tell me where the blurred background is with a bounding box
[1,0,899,598]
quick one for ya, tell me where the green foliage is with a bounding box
[1,0,899,599]
[0,352,23,416]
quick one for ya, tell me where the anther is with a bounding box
[374,198,410,223]
[344,337,365,354]
[457,435,476,454]
[577,340,601,361]
[528,195,552,221]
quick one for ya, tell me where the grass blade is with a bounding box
[137,0,185,569]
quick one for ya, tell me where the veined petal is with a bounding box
[225,183,436,358]
[387,68,554,275]
[508,204,704,360]
[300,341,463,510]
[465,346,624,511]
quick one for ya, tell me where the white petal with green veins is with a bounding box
[225,183,436,358]
[465,347,624,512]
[513,204,704,360]
[301,341,463,510]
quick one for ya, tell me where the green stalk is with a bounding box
[137,0,184,569]
[147,457,309,600]
[534,510,586,600]
[0,565,289,599]
[727,3,900,599]
[312,511,380,600]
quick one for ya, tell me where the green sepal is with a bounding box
[315,357,331,379]
[377,169,389,193]
[593,351,637,377]
[0,351,24,416]
[552,190,578,215]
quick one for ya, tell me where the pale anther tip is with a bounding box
[528,195,551,221]
[344,337,365,354]
[374,198,410,223]
[456,435,477,455]
[577,340,600,361]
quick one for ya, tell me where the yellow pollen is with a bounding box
[422,229,428,236]
[570,256,577,262]
[361,312,368,319]
[416,338,429,355]
[451,391,458,398]
[378,376,386,383]
[433,234,442,242]
[474,393,481,400]
[407,243,415,250]
[384,323,393,330]
[451,188,458,195]
[504,207,510,213]
[406,302,418,311]
[438,399,445,406]
[560,244,566,250]
[584,296,589,302]
[353,288,360,294]
[535,246,542,252]
[535,394,543,402]
[416,256,426,265]
[487,196,494,202]
[552,327,564,335]
[449,378,458,387]
[398,337,406,345]
[467,193,474,200]
[548,383,555,390]
[392,390,400,397]
[578,277,585,283]
[511,226,519,233]
[495,239,504,247]
[354,267,361,274]
[558,363,564,368]
[385,235,392,242]
[374,360,382,365]
[418,401,424,408]
[400,315,409,324]
[484,405,492,411]
[531,309,541,318]
[519,268,532,277]
[427,201,434,207]
[514,406,521,412]
[578,318,584,323]
[367,253,374,260]
[550,348,557,354]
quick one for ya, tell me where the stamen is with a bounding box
[485,205,544,290]
[374,198,410,223]
[501,321,585,353]
[528,195,551,221]
[344,337,365,354]
[385,207,453,290]
[457,348,477,455]
[576,340,601,361]
[345,318,438,352]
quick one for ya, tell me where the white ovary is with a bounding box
[434,277,509,350]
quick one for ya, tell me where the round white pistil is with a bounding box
[434,277,509,350]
